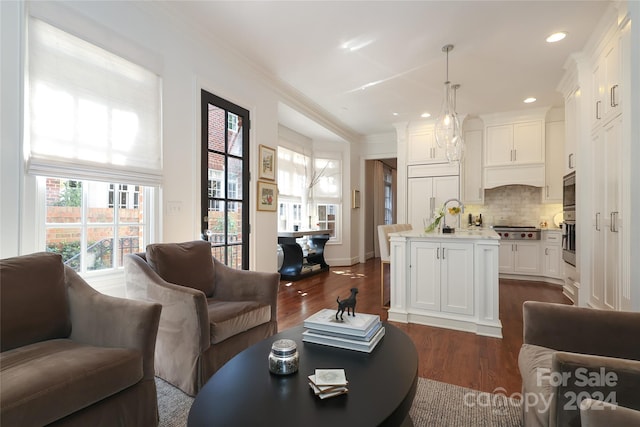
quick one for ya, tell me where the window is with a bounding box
[227,113,239,133]
[277,146,309,231]
[201,90,249,269]
[109,184,141,209]
[43,177,150,273]
[26,17,161,279]
[311,157,342,240]
[277,146,342,241]
[383,166,393,224]
[316,203,338,236]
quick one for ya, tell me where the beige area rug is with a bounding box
[156,377,522,427]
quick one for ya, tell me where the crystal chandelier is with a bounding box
[434,44,463,163]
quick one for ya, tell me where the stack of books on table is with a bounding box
[308,369,348,400]
[302,308,384,353]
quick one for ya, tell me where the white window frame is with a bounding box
[34,177,157,293]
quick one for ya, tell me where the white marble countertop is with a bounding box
[391,228,500,240]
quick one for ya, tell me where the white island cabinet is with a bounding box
[388,229,502,338]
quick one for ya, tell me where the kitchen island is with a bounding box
[388,228,502,338]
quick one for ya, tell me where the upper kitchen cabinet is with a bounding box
[485,120,544,166]
[564,88,579,174]
[591,31,622,130]
[543,120,564,204]
[461,128,483,204]
[407,123,446,164]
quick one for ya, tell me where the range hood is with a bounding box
[483,164,545,189]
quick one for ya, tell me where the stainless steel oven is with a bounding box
[563,172,576,211]
[562,212,576,266]
[562,171,577,266]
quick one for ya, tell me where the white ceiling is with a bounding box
[164,0,611,142]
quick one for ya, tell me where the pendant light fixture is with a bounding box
[445,83,465,163]
[434,44,462,154]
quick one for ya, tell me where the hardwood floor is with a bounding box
[277,258,571,395]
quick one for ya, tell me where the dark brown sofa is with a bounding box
[0,252,162,427]
[124,240,280,396]
[518,301,640,427]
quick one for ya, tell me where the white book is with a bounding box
[306,321,382,342]
[302,326,386,353]
[303,309,380,337]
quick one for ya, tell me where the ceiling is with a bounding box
[163,0,611,142]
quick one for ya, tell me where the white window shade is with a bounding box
[277,146,308,198]
[26,17,162,185]
[312,158,341,199]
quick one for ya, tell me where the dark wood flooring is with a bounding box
[277,258,571,395]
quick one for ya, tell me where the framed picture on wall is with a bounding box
[257,181,277,211]
[258,145,276,181]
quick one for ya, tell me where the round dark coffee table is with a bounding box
[188,322,418,427]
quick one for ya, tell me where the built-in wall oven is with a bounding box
[562,172,576,266]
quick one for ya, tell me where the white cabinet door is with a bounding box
[407,126,447,164]
[603,116,621,310]
[564,90,578,174]
[498,242,515,273]
[513,242,541,275]
[513,121,544,164]
[410,241,440,311]
[543,244,562,279]
[440,242,474,315]
[407,177,434,231]
[590,127,605,307]
[485,125,513,166]
[461,130,483,204]
[407,128,434,164]
[591,58,605,130]
[544,121,564,203]
[603,36,621,121]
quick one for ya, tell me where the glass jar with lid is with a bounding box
[268,339,299,375]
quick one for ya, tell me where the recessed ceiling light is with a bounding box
[421,112,431,118]
[524,97,537,104]
[546,32,567,43]
[392,112,399,116]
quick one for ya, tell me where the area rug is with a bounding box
[156,377,522,427]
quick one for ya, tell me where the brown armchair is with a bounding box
[0,252,162,427]
[124,240,280,396]
[518,301,640,427]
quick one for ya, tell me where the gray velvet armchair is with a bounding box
[518,301,640,427]
[124,240,280,396]
[0,252,162,427]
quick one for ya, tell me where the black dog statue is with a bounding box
[336,287,358,320]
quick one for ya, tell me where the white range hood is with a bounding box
[483,164,545,189]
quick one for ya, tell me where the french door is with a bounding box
[201,90,250,269]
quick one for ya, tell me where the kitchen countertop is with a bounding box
[391,228,500,240]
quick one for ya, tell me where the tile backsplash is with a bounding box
[465,185,562,228]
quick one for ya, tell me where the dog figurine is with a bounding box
[336,287,358,320]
